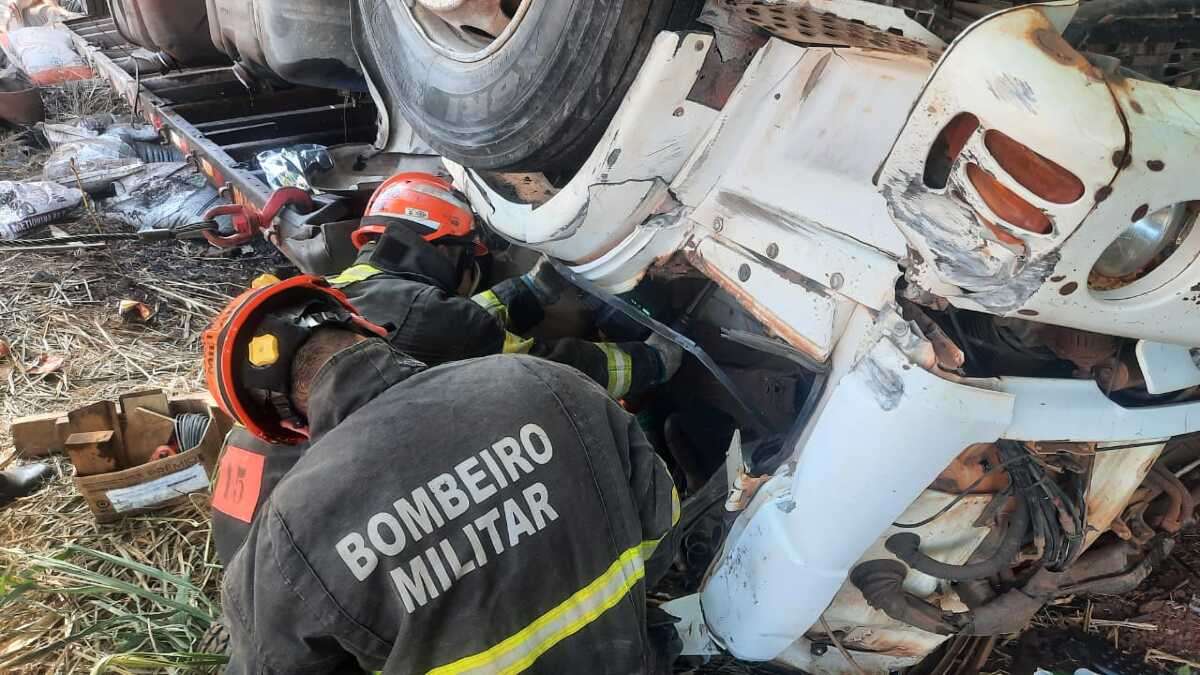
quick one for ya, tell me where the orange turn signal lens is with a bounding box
[984,130,1084,205]
[966,163,1052,235]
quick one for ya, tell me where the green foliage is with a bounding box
[0,544,227,673]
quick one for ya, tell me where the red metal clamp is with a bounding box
[203,187,315,248]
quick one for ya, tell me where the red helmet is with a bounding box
[202,275,386,444]
[352,172,478,251]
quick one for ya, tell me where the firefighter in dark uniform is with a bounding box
[202,276,680,674]
[210,173,683,568]
[333,172,681,399]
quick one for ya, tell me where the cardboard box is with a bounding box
[60,391,232,523]
[10,411,68,458]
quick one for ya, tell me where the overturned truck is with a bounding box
[423,1,1200,672]
[68,0,1200,672]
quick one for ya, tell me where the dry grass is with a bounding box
[0,235,275,673]
[0,78,281,673]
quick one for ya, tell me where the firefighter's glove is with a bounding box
[520,255,571,306]
[646,333,684,385]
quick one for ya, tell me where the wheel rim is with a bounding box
[405,0,532,62]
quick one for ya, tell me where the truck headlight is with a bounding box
[1093,203,1190,279]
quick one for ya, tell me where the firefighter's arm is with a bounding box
[472,276,546,334]
[613,402,682,585]
[221,507,369,675]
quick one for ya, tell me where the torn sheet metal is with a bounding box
[876,1,1200,346]
[1083,442,1163,548]
[447,32,716,290]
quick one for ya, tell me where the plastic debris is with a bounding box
[4,26,91,85]
[26,353,64,375]
[102,162,230,232]
[257,144,332,191]
[44,134,144,193]
[117,299,154,322]
[41,117,178,170]
[0,179,82,239]
[38,113,114,145]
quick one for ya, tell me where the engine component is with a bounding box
[886,496,1028,581]
[853,537,1173,637]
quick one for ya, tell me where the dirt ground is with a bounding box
[3,80,1200,675]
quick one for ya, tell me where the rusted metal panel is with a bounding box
[1083,442,1163,547]
[727,0,945,62]
[688,235,855,363]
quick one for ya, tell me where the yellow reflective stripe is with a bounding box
[472,289,510,328]
[596,343,632,398]
[640,457,682,561]
[671,486,681,526]
[502,331,535,355]
[327,263,383,287]
[639,538,664,561]
[428,546,648,675]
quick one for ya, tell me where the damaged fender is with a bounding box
[877,1,1200,346]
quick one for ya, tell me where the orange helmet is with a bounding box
[352,172,478,251]
[202,275,386,444]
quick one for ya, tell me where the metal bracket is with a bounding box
[202,187,315,248]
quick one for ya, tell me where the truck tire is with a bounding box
[355,0,703,172]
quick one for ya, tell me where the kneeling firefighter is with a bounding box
[211,173,684,567]
[335,172,682,399]
[203,276,680,674]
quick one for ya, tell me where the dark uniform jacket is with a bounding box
[221,339,679,674]
[332,226,662,397]
[212,227,664,568]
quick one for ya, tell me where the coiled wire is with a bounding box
[174,414,211,452]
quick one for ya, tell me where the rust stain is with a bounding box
[1059,281,1079,296]
[1031,27,1090,72]
[1018,309,1039,316]
[687,249,830,362]
[1095,185,1113,203]
[844,631,930,658]
[1131,204,1149,221]
[932,444,1010,494]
